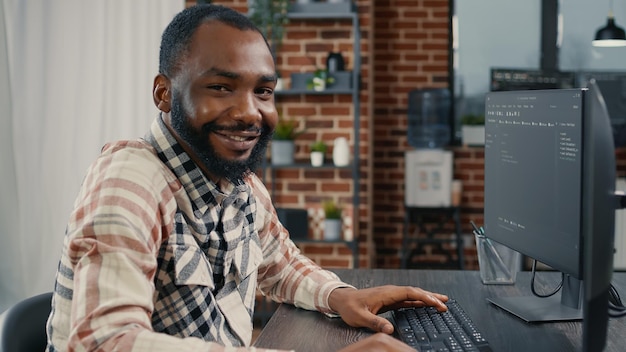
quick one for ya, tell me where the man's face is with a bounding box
[165,21,278,181]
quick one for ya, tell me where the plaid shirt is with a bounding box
[46,116,350,352]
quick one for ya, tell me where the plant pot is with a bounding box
[271,140,295,165]
[310,151,324,167]
[312,70,327,91]
[324,219,342,241]
[461,125,485,146]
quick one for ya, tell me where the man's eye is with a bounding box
[207,85,228,92]
[256,87,274,96]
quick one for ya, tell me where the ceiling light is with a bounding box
[593,6,626,47]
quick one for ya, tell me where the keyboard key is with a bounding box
[392,299,492,352]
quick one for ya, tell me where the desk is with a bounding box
[254,269,626,352]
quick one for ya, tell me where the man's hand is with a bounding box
[328,285,449,334]
[337,333,415,352]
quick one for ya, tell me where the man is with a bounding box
[46,4,448,351]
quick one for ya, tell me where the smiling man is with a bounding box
[160,19,277,183]
[45,4,448,352]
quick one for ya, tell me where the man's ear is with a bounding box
[153,74,171,112]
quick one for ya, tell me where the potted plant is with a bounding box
[460,114,485,146]
[248,0,290,56]
[305,68,336,91]
[310,140,327,167]
[271,115,304,165]
[322,199,342,241]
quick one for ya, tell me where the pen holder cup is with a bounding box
[475,234,521,285]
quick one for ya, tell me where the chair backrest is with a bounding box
[0,292,52,352]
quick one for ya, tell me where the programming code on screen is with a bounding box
[484,90,583,269]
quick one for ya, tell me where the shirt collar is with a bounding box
[144,114,231,214]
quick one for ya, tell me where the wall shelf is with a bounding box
[275,89,354,96]
[269,163,353,170]
[266,9,362,268]
[287,7,356,20]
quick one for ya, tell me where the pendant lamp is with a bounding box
[593,3,626,47]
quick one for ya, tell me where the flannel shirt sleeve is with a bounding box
[249,175,355,315]
[47,142,293,352]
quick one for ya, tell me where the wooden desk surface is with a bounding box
[254,269,626,352]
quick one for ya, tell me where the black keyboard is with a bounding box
[392,299,493,352]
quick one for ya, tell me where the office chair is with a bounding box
[0,292,52,352]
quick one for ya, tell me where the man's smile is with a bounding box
[213,130,260,152]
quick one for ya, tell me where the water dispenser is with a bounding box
[407,88,451,149]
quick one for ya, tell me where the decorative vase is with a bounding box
[332,137,350,166]
[310,151,324,167]
[324,219,342,241]
[271,140,295,165]
[326,52,345,73]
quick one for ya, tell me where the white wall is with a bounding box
[0,0,184,313]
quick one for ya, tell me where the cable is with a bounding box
[609,284,623,307]
[530,259,563,298]
[609,304,626,318]
[527,259,626,318]
[609,284,626,317]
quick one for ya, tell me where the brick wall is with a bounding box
[271,0,374,268]
[371,0,451,268]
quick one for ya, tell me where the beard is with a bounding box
[169,91,272,183]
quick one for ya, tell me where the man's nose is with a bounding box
[229,93,263,125]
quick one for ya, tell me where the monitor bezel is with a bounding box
[581,79,616,351]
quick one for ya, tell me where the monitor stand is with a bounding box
[487,274,583,322]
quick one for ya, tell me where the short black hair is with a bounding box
[159,4,268,77]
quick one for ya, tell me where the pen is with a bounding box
[470,221,482,237]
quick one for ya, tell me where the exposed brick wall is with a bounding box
[272,1,374,268]
[372,0,451,268]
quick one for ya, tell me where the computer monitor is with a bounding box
[483,81,616,351]
[576,71,626,147]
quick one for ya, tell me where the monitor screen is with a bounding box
[484,88,584,278]
[483,82,616,351]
